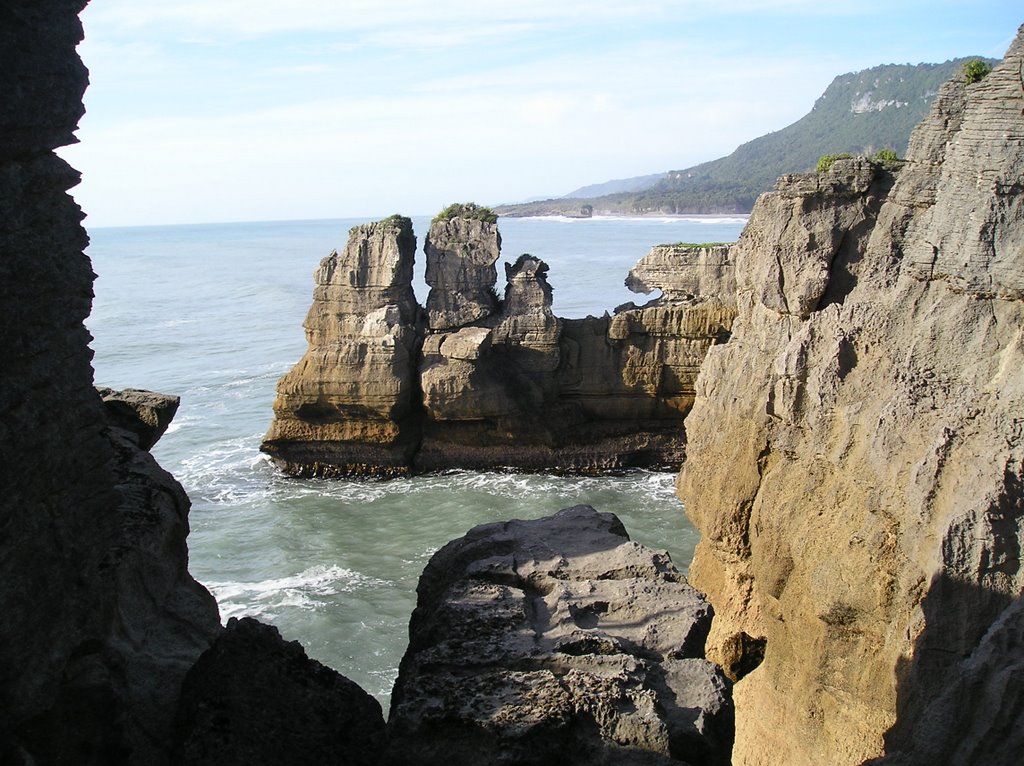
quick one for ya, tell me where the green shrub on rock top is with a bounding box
[962,59,992,84]
[433,202,498,224]
[816,153,853,173]
[870,148,902,169]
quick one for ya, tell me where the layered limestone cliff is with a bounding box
[262,216,424,476]
[264,219,737,475]
[678,29,1024,766]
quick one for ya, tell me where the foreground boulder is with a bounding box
[386,505,733,766]
[175,618,386,766]
[679,30,1024,765]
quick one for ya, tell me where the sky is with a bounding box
[60,1,1020,228]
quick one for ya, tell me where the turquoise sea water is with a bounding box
[85,214,746,706]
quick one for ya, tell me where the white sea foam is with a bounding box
[207,564,388,620]
[163,413,201,434]
[177,433,274,503]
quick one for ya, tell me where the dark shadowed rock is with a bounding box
[1,3,221,763]
[175,617,386,766]
[387,505,733,766]
[1,7,385,765]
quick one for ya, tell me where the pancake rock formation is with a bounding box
[262,215,424,475]
[263,214,737,475]
[679,29,1024,765]
[386,505,734,766]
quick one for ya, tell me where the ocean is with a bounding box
[85,213,747,707]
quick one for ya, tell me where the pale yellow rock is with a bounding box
[262,216,422,474]
[679,31,1024,766]
[626,243,735,301]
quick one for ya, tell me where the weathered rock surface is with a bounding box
[678,28,1024,765]
[626,244,736,301]
[98,387,181,450]
[262,216,424,476]
[103,390,225,763]
[264,219,736,475]
[0,4,221,762]
[175,617,386,766]
[387,505,733,766]
[424,216,502,329]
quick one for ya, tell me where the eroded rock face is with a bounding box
[626,244,736,302]
[262,216,424,476]
[265,219,736,475]
[387,506,733,766]
[1,9,384,764]
[424,216,502,330]
[678,28,1024,765]
[98,387,181,450]
[175,618,386,766]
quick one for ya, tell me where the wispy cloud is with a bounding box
[68,0,1021,226]
[84,0,892,40]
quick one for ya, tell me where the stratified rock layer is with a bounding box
[264,220,736,475]
[387,506,733,766]
[626,244,736,301]
[262,216,424,475]
[678,29,1024,766]
[424,216,502,329]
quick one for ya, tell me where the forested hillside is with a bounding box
[497,57,996,216]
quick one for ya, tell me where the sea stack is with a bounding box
[261,215,424,476]
[262,209,738,475]
[679,29,1024,765]
[423,211,502,330]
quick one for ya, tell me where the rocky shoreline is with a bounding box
[3,4,1023,765]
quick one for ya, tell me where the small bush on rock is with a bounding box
[962,59,992,84]
[871,148,901,168]
[433,202,498,224]
[816,153,853,173]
